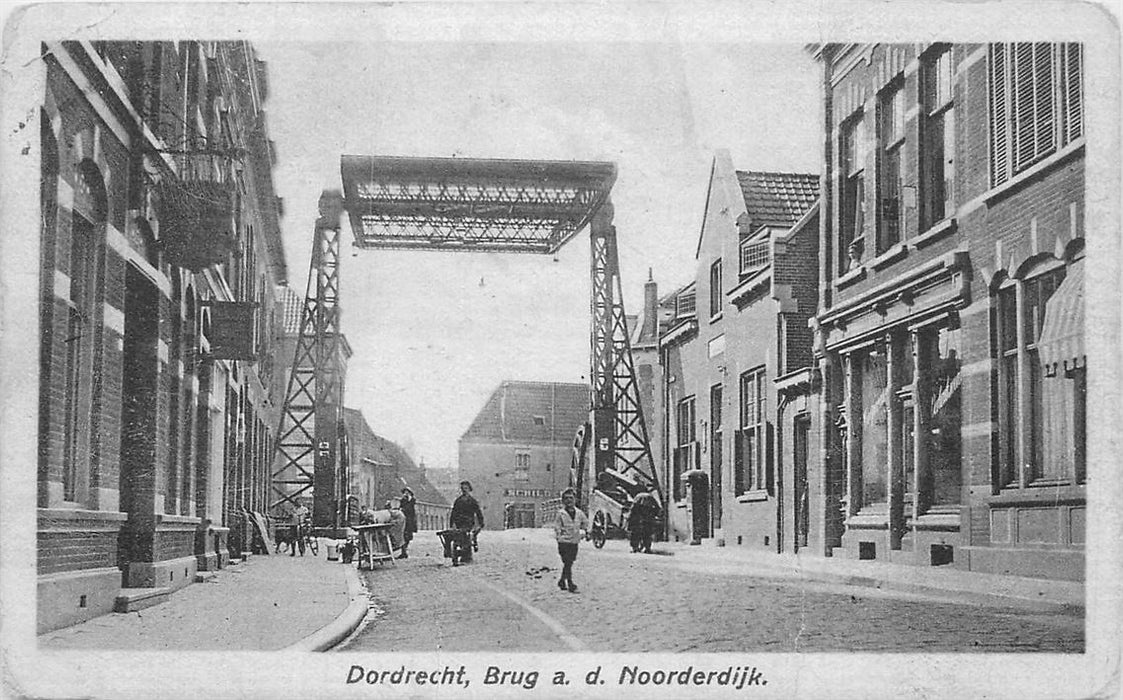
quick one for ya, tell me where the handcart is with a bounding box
[353,523,396,570]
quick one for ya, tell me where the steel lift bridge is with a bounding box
[272,155,660,533]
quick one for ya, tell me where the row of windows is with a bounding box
[674,366,775,503]
[699,239,773,321]
[835,43,1083,277]
[672,254,1084,507]
[42,70,273,508]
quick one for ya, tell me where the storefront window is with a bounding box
[925,325,962,506]
[859,344,888,507]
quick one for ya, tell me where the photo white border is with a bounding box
[1,2,1119,698]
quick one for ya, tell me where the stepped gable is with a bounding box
[461,380,589,444]
[735,171,819,229]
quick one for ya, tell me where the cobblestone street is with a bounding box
[339,529,1084,653]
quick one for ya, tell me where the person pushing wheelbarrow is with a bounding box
[440,480,484,566]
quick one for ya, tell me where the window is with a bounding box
[919,324,962,508]
[878,82,905,252]
[839,114,866,273]
[514,451,531,482]
[921,47,955,231]
[857,344,889,507]
[735,368,768,495]
[989,43,1083,187]
[675,289,696,319]
[709,259,722,318]
[740,237,770,276]
[62,218,92,501]
[995,261,1085,487]
[673,397,696,501]
[62,162,105,504]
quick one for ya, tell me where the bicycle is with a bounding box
[276,522,319,556]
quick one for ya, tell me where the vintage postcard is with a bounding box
[1,1,1119,698]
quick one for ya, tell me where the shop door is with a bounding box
[710,384,723,531]
[793,415,810,552]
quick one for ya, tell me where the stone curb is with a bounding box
[283,563,367,652]
[664,545,1084,611]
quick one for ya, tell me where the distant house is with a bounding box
[459,381,589,529]
[343,408,449,530]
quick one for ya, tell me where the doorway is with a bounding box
[793,414,810,552]
[709,383,723,533]
[119,265,159,567]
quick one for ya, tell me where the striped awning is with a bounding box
[1038,259,1085,376]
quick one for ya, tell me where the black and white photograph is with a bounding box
[0,1,1119,698]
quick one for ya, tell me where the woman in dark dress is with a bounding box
[398,487,418,559]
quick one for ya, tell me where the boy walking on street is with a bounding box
[553,488,589,593]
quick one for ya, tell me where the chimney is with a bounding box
[642,267,658,339]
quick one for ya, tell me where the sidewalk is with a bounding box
[639,535,1085,611]
[38,549,366,651]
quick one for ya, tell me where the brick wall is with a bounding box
[775,211,820,373]
[38,529,118,575]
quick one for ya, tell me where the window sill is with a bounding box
[709,312,723,325]
[982,138,1084,207]
[912,217,957,249]
[835,265,867,291]
[38,507,128,522]
[869,242,908,271]
[736,489,770,503]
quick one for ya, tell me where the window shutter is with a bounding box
[989,44,1010,186]
[1064,43,1084,142]
[1033,43,1056,158]
[1013,42,1037,170]
[943,108,956,217]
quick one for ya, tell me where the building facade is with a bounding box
[342,408,449,530]
[458,381,589,529]
[37,41,288,632]
[810,43,1085,579]
[660,155,819,550]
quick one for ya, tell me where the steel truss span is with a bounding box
[340,155,616,254]
[274,156,660,531]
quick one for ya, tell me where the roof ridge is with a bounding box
[735,169,820,178]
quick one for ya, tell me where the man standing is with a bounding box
[449,480,484,566]
[553,488,589,593]
[398,487,418,559]
[290,501,310,557]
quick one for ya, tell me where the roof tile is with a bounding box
[735,171,819,229]
[461,381,588,445]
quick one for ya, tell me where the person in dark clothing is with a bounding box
[449,480,484,566]
[398,487,418,559]
[628,486,661,554]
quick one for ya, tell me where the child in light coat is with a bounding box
[553,488,590,593]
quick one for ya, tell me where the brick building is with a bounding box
[342,408,449,530]
[458,381,589,529]
[37,41,288,632]
[809,43,1085,579]
[659,155,819,549]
